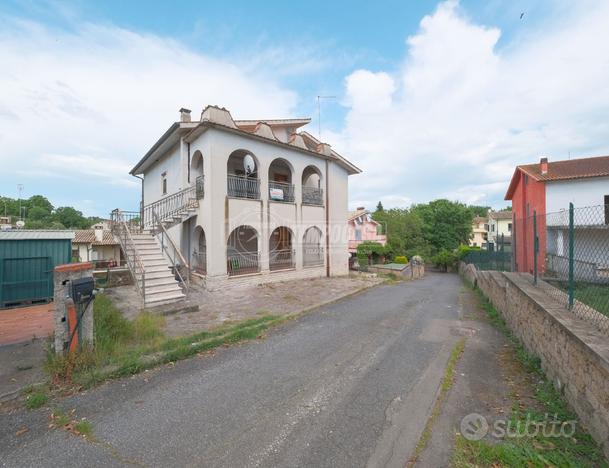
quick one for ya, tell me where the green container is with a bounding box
[0,231,72,307]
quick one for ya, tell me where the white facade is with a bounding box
[546,176,609,225]
[132,106,360,289]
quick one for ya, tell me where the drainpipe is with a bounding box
[325,160,330,277]
[187,142,191,184]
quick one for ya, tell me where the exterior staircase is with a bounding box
[111,181,203,308]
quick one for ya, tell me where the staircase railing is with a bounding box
[152,209,190,293]
[110,209,146,305]
[142,185,197,231]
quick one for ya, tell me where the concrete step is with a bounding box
[137,245,161,252]
[146,270,176,280]
[141,260,168,269]
[145,284,182,295]
[146,290,185,305]
[145,265,172,274]
[145,277,179,288]
[139,252,165,261]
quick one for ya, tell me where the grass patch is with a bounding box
[45,293,286,389]
[453,284,608,468]
[408,338,467,466]
[23,388,49,409]
[74,420,93,438]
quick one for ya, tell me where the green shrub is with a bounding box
[394,255,408,264]
[432,249,457,271]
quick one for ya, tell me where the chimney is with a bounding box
[540,157,548,175]
[357,206,365,211]
[94,224,104,243]
[179,107,192,123]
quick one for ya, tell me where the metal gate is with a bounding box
[1,256,53,307]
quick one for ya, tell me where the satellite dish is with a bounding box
[16,220,25,229]
[243,154,256,175]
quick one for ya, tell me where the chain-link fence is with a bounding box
[463,234,512,271]
[513,203,609,334]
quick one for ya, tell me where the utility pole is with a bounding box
[17,184,23,221]
[317,95,336,139]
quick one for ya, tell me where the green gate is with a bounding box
[0,232,72,308]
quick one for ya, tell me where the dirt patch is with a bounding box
[106,274,382,337]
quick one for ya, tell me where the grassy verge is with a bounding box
[407,338,467,466]
[45,293,286,389]
[452,285,608,467]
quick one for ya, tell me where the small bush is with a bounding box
[394,256,408,264]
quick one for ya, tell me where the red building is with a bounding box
[505,155,609,274]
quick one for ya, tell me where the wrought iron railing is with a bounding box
[192,250,206,275]
[152,209,190,293]
[302,186,324,206]
[227,251,260,276]
[142,185,197,231]
[195,175,204,200]
[227,174,260,199]
[110,209,146,305]
[270,249,295,271]
[303,244,324,267]
[268,181,295,203]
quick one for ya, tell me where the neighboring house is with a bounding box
[505,155,609,275]
[120,105,360,304]
[73,225,122,267]
[487,211,512,252]
[348,207,386,254]
[0,216,12,231]
[470,216,488,248]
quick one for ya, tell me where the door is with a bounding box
[1,257,52,306]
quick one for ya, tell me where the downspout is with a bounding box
[187,142,191,184]
[325,160,330,277]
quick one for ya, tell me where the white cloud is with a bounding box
[0,17,297,212]
[337,0,609,210]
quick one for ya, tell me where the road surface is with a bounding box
[1,272,464,467]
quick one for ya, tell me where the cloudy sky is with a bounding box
[1,0,608,216]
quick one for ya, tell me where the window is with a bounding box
[161,172,167,195]
[508,223,512,232]
[355,229,362,241]
[491,224,495,232]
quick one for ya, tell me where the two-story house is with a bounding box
[114,105,360,306]
[470,216,488,248]
[505,155,609,276]
[347,207,386,255]
[487,211,512,252]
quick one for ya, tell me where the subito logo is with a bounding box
[460,413,489,441]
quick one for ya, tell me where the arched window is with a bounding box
[227,149,260,199]
[302,165,323,206]
[227,225,259,276]
[269,226,294,271]
[268,158,294,202]
[191,150,204,199]
[303,226,324,267]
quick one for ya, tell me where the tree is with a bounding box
[375,201,384,213]
[373,208,428,259]
[412,199,473,254]
[53,206,89,229]
[468,205,491,217]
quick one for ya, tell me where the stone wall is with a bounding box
[460,262,609,458]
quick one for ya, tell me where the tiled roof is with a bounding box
[348,209,368,220]
[488,211,513,220]
[519,155,609,182]
[73,230,118,245]
[472,216,488,223]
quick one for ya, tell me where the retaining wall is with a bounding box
[459,262,609,458]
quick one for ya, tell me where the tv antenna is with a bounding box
[317,95,336,139]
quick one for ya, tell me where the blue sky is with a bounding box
[1,0,608,216]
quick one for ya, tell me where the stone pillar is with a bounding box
[53,262,95,354]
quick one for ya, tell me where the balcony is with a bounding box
[302,187,324,206]
[227,174,260,200]
[268,181,295,203]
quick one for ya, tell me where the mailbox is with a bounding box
[70,277,95,304]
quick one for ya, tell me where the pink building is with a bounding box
[348,207,387,254]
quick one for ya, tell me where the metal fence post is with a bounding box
[533,210,538,285]
[568,202,575,310]
[512,217,516,272]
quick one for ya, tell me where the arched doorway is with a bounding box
[303,226,324,267]
[227,149,260,199]
[269,226,294,271]
[227,225,259,276]
[192,226,206,274]
[302,165,323,205]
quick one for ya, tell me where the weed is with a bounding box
[24,390,48,409]
[74,420,93,438]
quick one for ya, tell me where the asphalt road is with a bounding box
[1,272,464,468]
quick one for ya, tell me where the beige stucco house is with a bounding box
[470,216,488,248]
[114,105,360,304]
[73,224,121,266]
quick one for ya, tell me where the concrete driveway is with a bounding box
[0,272,464,468]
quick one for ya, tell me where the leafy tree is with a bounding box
[375,201,384,212]
[373,208,428,259]
[431,249,457,272]
[468,205,491,217]
[54,206,89,229]
[27,195,53,212]
[411,199,473,254]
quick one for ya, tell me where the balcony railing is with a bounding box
[227,174,260,199]
[302,187,324,206]
[270,249,295,271]
[268,181,295,203]
[142,185,196,231]
[228,251,260,276]
[303,244,324,267]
